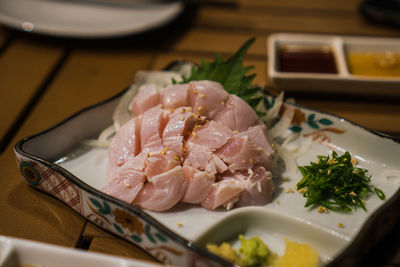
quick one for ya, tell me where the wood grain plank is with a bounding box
[206,0,360,11]
[169,29,266,57]
[0,38,65,153]
[84,222,158,263]
[18,48,154,137]
[195,7,400,36]
[0,147,85,247]
[0,46,154,248]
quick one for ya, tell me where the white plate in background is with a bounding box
[0,235,161,267]
[0,0,183,38]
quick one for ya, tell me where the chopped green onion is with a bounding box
[296,151,385,212]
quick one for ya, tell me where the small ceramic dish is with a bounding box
[0,235,161,267]
[14,62,400,267]
[268,33,400,96]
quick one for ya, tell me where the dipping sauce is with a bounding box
[278,45,338,74]
[347,51,400,77]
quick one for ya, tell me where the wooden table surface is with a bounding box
[1,0,399,266]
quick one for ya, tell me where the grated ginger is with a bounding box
[272,238,319,267]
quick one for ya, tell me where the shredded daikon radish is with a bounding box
[261,91,284,129]
[268,104,295,139]
[273,142,298,176]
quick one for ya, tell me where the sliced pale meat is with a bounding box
[162,107,196,139]
[216,136,271,172]
[236,167,274,207]
[102,163,145,204]
[231,95,259,131]
[187,121,233,150]
[214,95,259,132]
[140,105,167,152]
[144,152,181,178]
[181,166,215,204]
[184,139,229,175]
[183,142,213,171]
[201,178,246,210]
[134,166,187,211]
[160,84,189,109]
[187,81,229,118]
[108,117,140,167]
[238,124,275,155]
[106,80,276,211]
[129,84,160,116]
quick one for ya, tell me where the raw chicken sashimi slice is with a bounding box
[236,166,274,206]
[201,178,246,210]
[129,84,160,116]
[162,107,197,139]
[187,81,229,118]
[108,117,140,167]
[238,124,275,155]
[183,143,228,175]
[101,162,145,203]
[145,152,181,178]
[134,166,187,211]
[216,136,271,172]
[140,105,167,152]
[160,84,189,109]
[214,95,259,132]
[181,166,215,204]
[187,121,233,150]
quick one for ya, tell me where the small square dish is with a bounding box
[14,61,400,267]
[268,33,400,96]
[0,235,160,267]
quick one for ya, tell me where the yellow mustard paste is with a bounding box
[347,51,400,77]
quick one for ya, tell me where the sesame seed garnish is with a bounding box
[285,188,294,193]
[160,104,165,109]
[187,107,193,111]
[174,155,180,161]
[351,158,358,165]
[193,89,198,95]
[220,101,225,106]
[338,223,344,228]
[197,106,203,112]
[176,222,183,227]
[349,191,357,197]
[233,130,239,134]
[298,188,307,194]
[276,200,280,205]
[317,206,329,213]
[192,132,198,138]
[168,108,175,113]
[180,108,186,113]
[249,159,253,165]
[199,94,206,98]
[124,183,131,188]
[181,116,185,121]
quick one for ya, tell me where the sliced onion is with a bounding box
[268,104,295,140]
[273,142,298,176]
[291,136,313,158]
[262,91,284,127]
[81,139,110,148]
